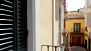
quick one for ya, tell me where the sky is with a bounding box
[66,0,85,11]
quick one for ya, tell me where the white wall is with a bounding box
[53,0,61,46]
[60,3,64,44]
[85,0,88,8]
[27,0,64,51]
[59,2,64,44]
[59,2,62,44]
[88,0,91,7]
[85,0,91,8]
[85,0,91,27]
[27,0,40,51]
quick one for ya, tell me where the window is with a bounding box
[74,23,80,32]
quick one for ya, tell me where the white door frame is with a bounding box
[27,0,40,51]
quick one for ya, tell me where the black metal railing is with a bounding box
[71,28,84,33]
[41,45,63,51]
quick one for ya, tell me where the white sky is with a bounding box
[66,0,85,11]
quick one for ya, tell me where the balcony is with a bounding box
[41,45,65,51]
[70,28,84,33]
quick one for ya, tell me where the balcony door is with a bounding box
[74,23,80,32]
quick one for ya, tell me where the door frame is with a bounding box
[27,0,40,51]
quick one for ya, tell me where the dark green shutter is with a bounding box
[0,0,27,51]
[0,0,14,51]
[17,0,27,51]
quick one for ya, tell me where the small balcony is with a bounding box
[70,28,84,33]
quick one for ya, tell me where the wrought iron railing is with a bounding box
[71,28,84,33]
[41,45,65,51]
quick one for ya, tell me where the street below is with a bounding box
[70,46,87,51]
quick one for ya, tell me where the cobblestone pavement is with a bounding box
[70,46,87,51]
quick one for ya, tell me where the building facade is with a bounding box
[84,0,91,51]
[65,12,85,46]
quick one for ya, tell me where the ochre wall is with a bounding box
[66,19,85,43]
[66,19,85,32]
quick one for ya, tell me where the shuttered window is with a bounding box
[0,0,27,51]
[0,0,14,51]
[17,0,27,51]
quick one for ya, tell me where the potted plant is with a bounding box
[61,29,67,36]
[62,31,66,36]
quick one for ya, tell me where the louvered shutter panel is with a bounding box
[17,0,27,51]
[0,0,27,51]
[0,0,14,51]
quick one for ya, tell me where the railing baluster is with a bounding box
[41,45,63,51]
[47,46,49,51]
[55,47,57,51]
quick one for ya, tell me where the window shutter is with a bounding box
[0,0,14,51]
[0,0,27,51]
[17,0,27,51]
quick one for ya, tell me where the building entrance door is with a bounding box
[72,37,81,46]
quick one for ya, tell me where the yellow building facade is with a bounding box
[65,12,86,46]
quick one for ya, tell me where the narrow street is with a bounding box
[70,46,87,51]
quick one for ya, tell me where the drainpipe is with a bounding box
[59,6,61,45]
